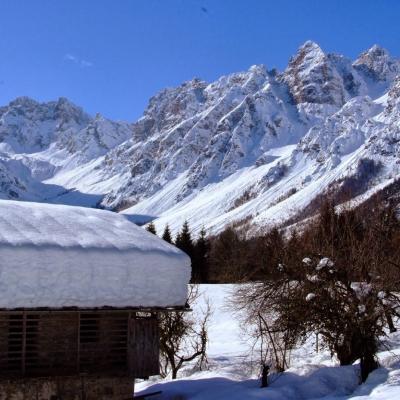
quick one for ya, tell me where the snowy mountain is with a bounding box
[0,41,400,233]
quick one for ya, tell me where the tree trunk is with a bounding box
[386,312,397,333]
[260,365,269,388]
[336,345,358,366]
[360,353,378,382]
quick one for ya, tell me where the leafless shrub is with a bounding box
[159,286,211,379]
[233,197,400,383]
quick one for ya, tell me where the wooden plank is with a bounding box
[128,315,159,378]
[77,311,81,374]
[0,310,147,378]
[0,306,189,314]
[21,312,26,376]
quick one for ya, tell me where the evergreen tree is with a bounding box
[175,232,181,246]
[193,227,210,283]
[146,221,157,235]
[162,224,173,243]
[175,221,194,257]
[175,221,195,281]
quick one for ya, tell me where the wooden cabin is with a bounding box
[0,200,191,400]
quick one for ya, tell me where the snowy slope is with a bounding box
[0,200,191,308]
[136,284,400,400]
[0,42,400,233]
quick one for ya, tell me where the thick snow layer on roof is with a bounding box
[0,200,190,309]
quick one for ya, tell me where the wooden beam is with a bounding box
[77,311,81,374]
[0,306,190,314]
[22,311,26,376]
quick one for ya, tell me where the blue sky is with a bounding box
[0,0,399,121]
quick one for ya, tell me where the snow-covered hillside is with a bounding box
[136,285,400,400]
[1,42,400,233]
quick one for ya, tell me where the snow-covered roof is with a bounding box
[0,200,191,309]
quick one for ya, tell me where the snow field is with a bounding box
[137,284,400,400]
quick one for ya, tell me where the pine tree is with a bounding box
[193,227,210,283]
[175,221,194,256]
[162,224,173,243]
[146,221,157,235]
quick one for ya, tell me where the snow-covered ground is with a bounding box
[136,285,400,399]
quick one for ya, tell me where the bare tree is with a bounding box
[234,197,400,383]
[159,285,211,379]
[236,289,292,375]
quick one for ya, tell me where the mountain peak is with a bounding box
[248,64,267,74]
[288,41,327,69]
[56,96,74,105]
[52,97,90,122]
[353,45,399,82]
[54,96,85,111]
[294,41,325,61]
[9,96,39,108]
[364,44,389,58]
[299,40,324,54]
[354,44,391,65]
[283,41,347,105]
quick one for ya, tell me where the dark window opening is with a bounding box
[6,314,40,374]
[79,313,129,372]
[0,311,136,377]
[108,317,128,368]
[80,313,99,344]
[7,315,23,371]
[25,315,39,372]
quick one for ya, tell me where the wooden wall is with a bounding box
[0,310,159,379]
[129,316,160,378]
[0,376,134,400]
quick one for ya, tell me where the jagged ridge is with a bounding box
[0,41,399,233]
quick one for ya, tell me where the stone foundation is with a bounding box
[0,376,134,400]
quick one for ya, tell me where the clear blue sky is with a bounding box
[0,0,399,121]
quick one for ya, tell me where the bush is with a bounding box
[233,197,400,382]
[159,286,211,379]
